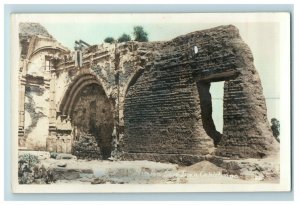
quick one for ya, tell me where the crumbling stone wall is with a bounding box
[24,83,48,150]
[19,22,53,59]
[18,23,69,150]
[123,52,216,157]
[215,38,278,158]
[123,25,278,160]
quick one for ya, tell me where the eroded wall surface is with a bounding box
[18,23,69,150]
[23,82,49,150]
[123,25,278,161]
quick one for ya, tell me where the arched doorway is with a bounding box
[59,74,114,159]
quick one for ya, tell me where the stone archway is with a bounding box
[59,74,114,159]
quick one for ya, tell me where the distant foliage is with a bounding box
[133,26,148,42]
[104,26,149,43]
[117,33,131,43]
[104,37,115,44]
[271,118,280,142]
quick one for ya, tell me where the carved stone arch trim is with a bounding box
[59,72,110,116]
[27,46,68,61]
[118,67,145,127]
[124,68,145,97]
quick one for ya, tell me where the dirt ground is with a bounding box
[18,151,280,185]
[23,153,278,185]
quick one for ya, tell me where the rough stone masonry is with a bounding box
[18,23,279,164]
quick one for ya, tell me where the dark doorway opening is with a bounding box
[71,83,114,159]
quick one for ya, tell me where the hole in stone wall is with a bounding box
[197,81,223,146]
[210,81,224,133]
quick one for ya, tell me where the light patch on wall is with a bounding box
[32,88,49,113]
[55,71,71,108]
[24,110,32,130]
[26,52,48,76]
[25,117,49,150]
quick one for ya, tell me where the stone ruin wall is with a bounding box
[18,23,279,163]
[18,25,70,150]
[123,25,278,162]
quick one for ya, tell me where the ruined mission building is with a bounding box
[17,23,278,164]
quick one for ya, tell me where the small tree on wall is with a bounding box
[133,26,148,42]
[271,118,280,142]
[103,26,149,43]
[104,37,115,44]
[117,33,131,43]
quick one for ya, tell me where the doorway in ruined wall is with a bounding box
[68,83,114,159]
[60,75,114,159]
[197,81,224,146]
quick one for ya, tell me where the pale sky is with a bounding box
[18,13,288,132]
